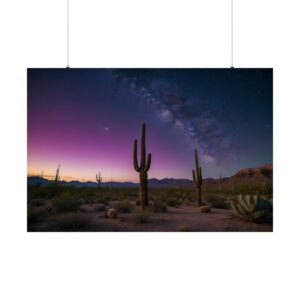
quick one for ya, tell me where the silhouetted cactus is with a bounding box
[36,170,43,187]
[110,176,113,192]
[192,149,203,206]
[133,123,152,211]
[96,172,102,189]
[178,185,182,198]
[54,164,60,186]
[219,173,223,193]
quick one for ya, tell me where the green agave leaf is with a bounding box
[239,197,251,212]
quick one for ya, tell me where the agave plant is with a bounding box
[231,194,272,221]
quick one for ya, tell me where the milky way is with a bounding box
[113,69,272,167]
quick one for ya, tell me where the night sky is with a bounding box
[27,68,272,182]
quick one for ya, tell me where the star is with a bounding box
[105,127,109,131]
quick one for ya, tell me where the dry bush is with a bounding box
[28,206,51,225]
[205,195,230,209]
[95,204,107,212]
[115,200,133,213]
[150,199,167,213]
[131,210,149,224]
[51,213,92,231]
[52,192,82,213]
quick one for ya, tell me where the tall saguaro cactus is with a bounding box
[192,149,203,206]
[133,123,152,211]
[54,164,60,186]
[219,173,223,193]
[96,172,102,189]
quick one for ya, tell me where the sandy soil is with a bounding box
[82,204,272,232]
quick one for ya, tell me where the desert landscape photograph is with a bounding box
[27,68,273,232]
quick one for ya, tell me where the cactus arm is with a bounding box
[133,139,140,171]
[145,153,151,172]
[140,123,146,168]
[192,169,196,184]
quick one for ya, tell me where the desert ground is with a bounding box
[27,185,272,232]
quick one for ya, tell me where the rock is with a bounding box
[107,208,118,219]
[199,205,211,213]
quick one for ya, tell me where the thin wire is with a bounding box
[67,0,70,68]
[231,0,234,68]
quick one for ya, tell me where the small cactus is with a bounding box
[192,149,203,206]
[231,194,272,221]
[133,123,152,211]
[199,205,211,213]
[36,170,43,187]
[107,208,118,219]
[96,172,102,189]
[178,185,182,197]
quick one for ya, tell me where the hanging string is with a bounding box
[231,0,234,68]
[66,0,70,68]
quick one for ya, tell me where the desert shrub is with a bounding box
[183,190,195,201]
[108,194,119,202]
[52,192,82,213]
[95,197,109,205]
[29,198,46,207]
[115,200,133,213]
[131,211,149,224]
[28,185,62,200]
[205,195,230,209]
[95,204,107,212]
[165,197,180,207]
[28,206,50,225]
[125,191,138,198]
[51,213,91,231]
[150,199,167,213]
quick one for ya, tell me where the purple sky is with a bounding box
[27,69,272,182]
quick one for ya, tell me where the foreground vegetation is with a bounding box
[27,184,272,232]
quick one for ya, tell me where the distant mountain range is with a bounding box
[27,163,272,189]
